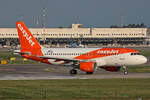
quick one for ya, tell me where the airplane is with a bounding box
[14,22,147,75]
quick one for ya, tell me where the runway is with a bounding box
[0,64,150,80]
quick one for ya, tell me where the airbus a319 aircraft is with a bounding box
[14,22,147,75]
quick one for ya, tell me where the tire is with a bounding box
[86,72,93,74]
[124,71,128,75]
[70,69,77,74]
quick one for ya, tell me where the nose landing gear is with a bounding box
[123,66,128,75]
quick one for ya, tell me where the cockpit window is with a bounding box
[131,53,140,55]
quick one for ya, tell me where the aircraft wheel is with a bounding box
[124,71,128,75]
[86,72,93,74]
[70,69,77,74]
[123,66,128,75]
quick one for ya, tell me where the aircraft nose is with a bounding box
[141,56,147,64]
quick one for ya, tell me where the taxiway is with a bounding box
[0,64,150,80]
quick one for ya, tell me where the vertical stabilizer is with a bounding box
[16,22,43,56]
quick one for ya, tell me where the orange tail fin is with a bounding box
[16,22,42,55]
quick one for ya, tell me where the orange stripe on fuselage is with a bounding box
[74,48,139,60]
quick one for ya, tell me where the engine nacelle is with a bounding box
[80,62,96,72]
[101,66,121,72]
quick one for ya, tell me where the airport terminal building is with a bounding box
[0,24,149,47]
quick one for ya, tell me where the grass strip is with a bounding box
[0,79,150,100]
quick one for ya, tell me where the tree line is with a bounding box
[110,23,147,28]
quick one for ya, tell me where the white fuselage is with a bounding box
[41,48,147,66]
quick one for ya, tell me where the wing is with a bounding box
[31,55,93,62]
[13,50,94,62]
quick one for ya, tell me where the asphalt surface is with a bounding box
[0,47,150,80]
[0,64,150,80]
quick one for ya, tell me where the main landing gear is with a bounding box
[70,69,77,74]
[70,69,94,75]
[123,66,128,75]
[86,72,93,74]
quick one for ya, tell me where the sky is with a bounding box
[0,0,150,28]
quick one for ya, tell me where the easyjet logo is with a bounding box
[97,50,119,54]
[18,24,35,46]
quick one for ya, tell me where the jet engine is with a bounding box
[101,66,121,72]
[80,62,97,72]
